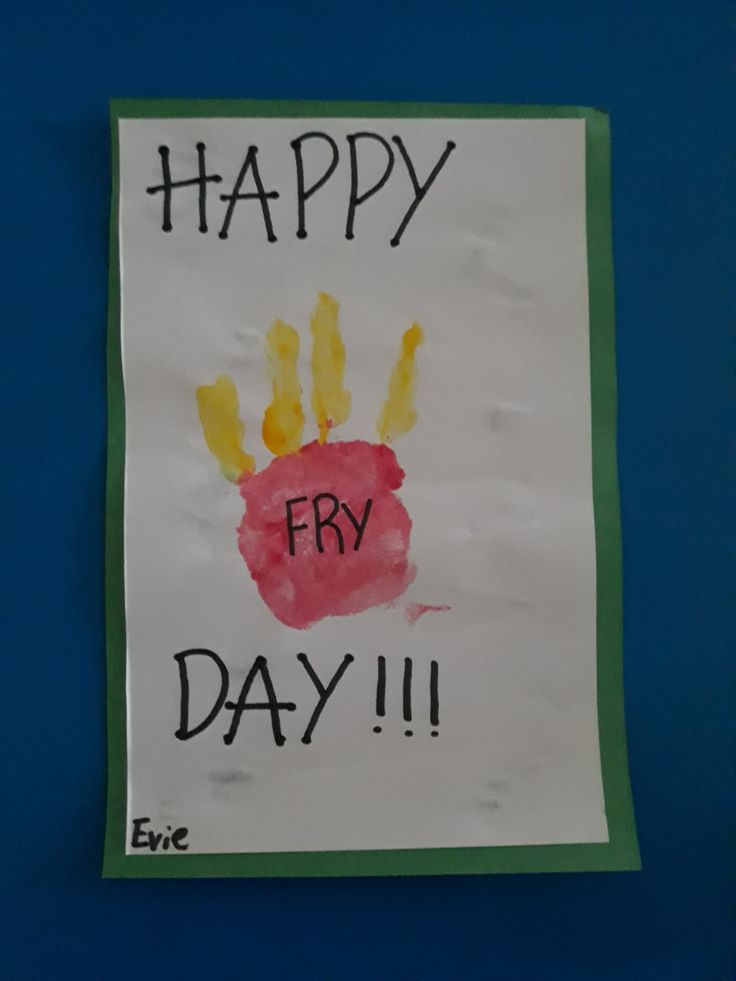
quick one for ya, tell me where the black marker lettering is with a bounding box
[146,143,222,233]
[285,496,309,556]
[174,648,229,740]
[219,146,280,242]
[341,498,372,550]
[403,656,413,736]
[224,655,296,746]
[390,137,456,247]
[291,132,339,239]
[345,132,394,240]
[373,655,386,733]
[313,493,344,553]
[130,817,151,849]
[297,652,354,744]
[430,659,439,736]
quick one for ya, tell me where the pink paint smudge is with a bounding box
[404,603,451,626]
[237,440,416,629]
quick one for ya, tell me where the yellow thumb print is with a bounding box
[196,375,255,482]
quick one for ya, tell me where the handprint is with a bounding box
[196,292,423,630]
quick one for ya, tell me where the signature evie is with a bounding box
[130,817,189,852]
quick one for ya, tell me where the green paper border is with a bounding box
[104,99,639,878]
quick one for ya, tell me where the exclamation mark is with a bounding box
[430,660,439,737]
[373,655,386,733]
[403,657,413,736]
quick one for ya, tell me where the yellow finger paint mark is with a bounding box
[196,375,255,482]
[262,319,305,456]
[376,323,424,443]
[310,292,352,443]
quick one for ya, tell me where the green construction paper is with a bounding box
[103,99,639,878]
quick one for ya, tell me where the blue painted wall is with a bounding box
[3,2,733,977]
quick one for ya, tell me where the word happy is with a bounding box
[146,132,456,246]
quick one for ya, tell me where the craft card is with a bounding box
[104,100,638,876]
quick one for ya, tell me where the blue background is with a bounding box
[3,2,733,978]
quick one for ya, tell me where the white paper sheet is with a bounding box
[117,115,607,855]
